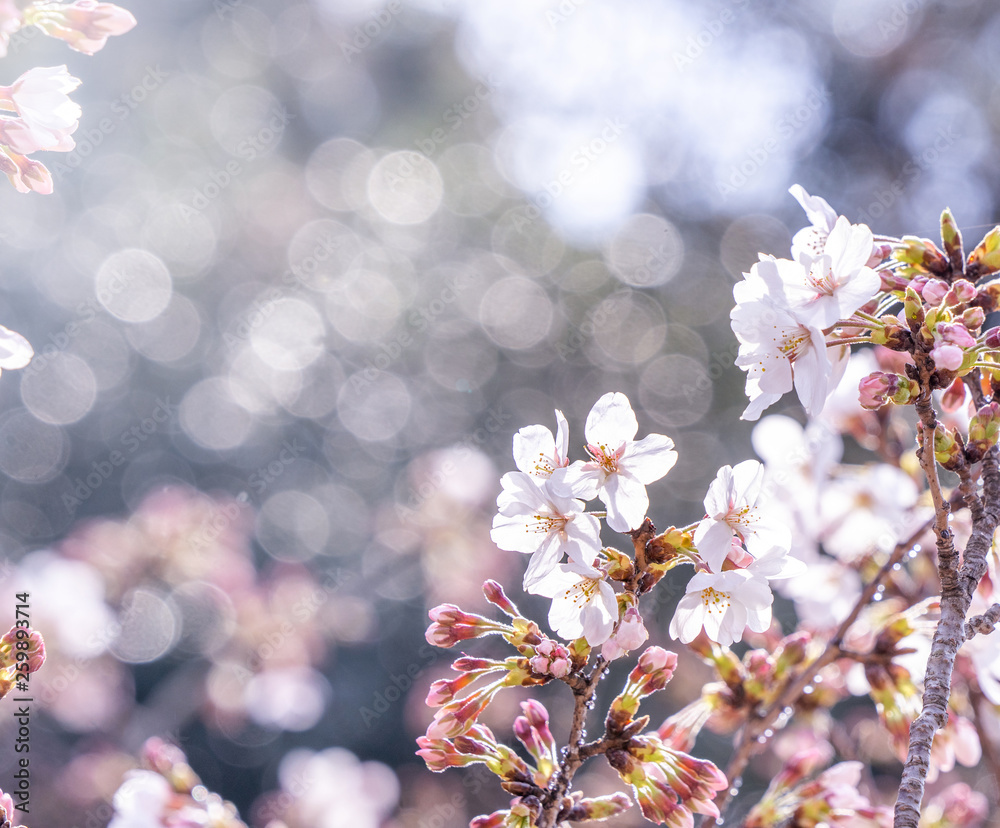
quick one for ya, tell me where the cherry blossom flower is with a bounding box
[731,269,835,420]
[557,392,677,532]
[491,471,601,589]
[789,184,839,263]
[530,561,618,646]
[512,408,570,483]
[757,218,881,328]
[0,65,81,152]
[694,459,790,573]
[24,0,137,55]
[107,770,172,828]
[668,569,773,647]
[0,324,32,373]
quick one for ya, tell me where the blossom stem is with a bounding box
[712,515,934,823]
[893,365,1000,828]
[826,336,870,347]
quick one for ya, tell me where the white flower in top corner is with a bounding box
[0,65,81,153]
[760,218,881,329]
[731,272,834,420]
[558,392,677,532]
[530,560,618,646]
[789,184,839,263]
[694,460,790,573]
[0,324,31,373]
[491,471,601,589]
[668,569,773,647]
[513,409,570,484]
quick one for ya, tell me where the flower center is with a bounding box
[806,255,837,296]
[701,586,732,616]
[562,578,598,608]
[777,326,812,363]
[530,514,566,534]
[586,442,624,474]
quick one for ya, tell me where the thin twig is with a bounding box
[712,516,934,821]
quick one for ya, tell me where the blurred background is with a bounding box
[0,0,997,824]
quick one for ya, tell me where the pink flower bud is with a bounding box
[937,321,977,348]
[950,279,977,304]
[617,607,649,651]
[930,343,964,371]
[922,278,949,304]
[482,580,520,617]
[638,646,678,677]
[963,306,986,331]
[859,371,892,410]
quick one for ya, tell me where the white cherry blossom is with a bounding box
[668,569,773,647]
[530,561,618,646]
[0,65,81,152]
[731,271,834,420]
[513,409,570,484]
[491,471,601,589]
[0,324,32,373]
[789,184,839,263]
[694,460,790,574]
[557,392,677,532]
[757,217,880,329]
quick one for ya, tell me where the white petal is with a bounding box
[0,325,32,369]
[789,184,837,233]
[621,433,677,484]
[693,519,734,573]
[513,424,557,478]
[585,392,638,447]
[600,470,648,532]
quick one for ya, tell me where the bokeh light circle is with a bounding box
[95,248,173,323]
[180,377,254,451]
[479,277,553,350]
[337,372,412,442]
[20,353,98,425]
[367,151,444,225]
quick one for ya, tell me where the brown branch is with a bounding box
[894,365,1000,827]
[711,516,933,821]
[538,521,657,827]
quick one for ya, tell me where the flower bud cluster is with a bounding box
[606,733,728,826]
[743,750,890,828]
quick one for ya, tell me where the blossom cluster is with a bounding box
[0,1,134,193]
[418,185,1000,827]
